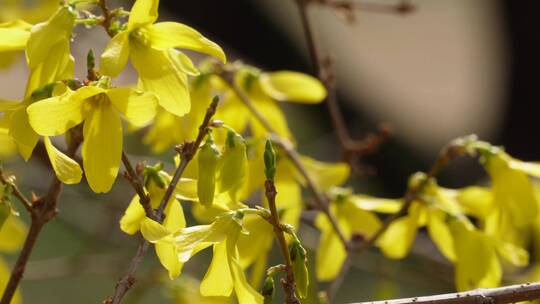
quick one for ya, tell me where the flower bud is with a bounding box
[264,140,276,182]
[197,136,220,206]
[218,130,247,199]
[262,276,275,304]
[289,240,309,299]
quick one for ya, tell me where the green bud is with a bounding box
[218,131,247,198]
[289,240,309,299]
[197,135,220,206]
[264,140,276,181]
[144,163,167,189]
[262,276,275,304]
[0,184,13,230]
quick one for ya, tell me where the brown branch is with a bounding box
[265,179,300,304]
[353,281,540,304]
[121,153,156,220]
[104,97,219,304]
[97,0,114,37]
[294,0,398,170]
[326,143,464,302]
[311,0,415,16]
[0,130,82,304]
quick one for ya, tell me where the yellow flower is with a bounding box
[218,65,326,141]
[120,170,195,279]
[141,211,264,304]
[168,276,229,304]
[100,0,226,117]
[0,0,58,24]
[451,219,528,291]
[27,85,158,193]
[0,19,31,69]
[316,190,387,281]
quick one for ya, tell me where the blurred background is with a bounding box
[1,0,539,303]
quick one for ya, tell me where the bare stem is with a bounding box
[104,98,219,304]
[353,281,540,304]
[265,179,300,304]
[121,153,156,220]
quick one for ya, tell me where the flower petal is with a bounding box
[0,214,27,252]
[227,235,264,304]
[27,92,91,136]
[9,107,39,161]
[128,0,159,30]
[120,195,146,235]
[259,71,326,103]
[148,22,226,63]
[201,241,234,297]
[43,137,82,185]
[82,103,122,193]
[100,31,130,77]
[131,45,190,116]
[0,27,29,52]
[107,87,158,126]
[427,209,456,261]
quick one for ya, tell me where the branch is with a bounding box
[0,129,83,304]
[121,153,156,220]
[0,168,32,214]
[353,281,540,304]
[326,143,464,301]
[293,0,398,170]
[265,179,300,304]
[104,97,219,304]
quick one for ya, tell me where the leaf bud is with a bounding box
[262,276,275,304]
[289,240,309,299]
[264,140,276,182]
[197,134,220,206]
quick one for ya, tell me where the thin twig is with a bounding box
[121,153,156,220]
[0,131,82,304]
[265,179,300,304]
[0,168,33,214]
[353,281,540,304]
[326,144,464,301]
[105,98,219,304]
[97,0,114,37]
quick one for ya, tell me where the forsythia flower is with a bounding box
[316,188,393,281]
[27,84,158,193]
[141,211,264,304]
[100,0,226,116]
[168,276,228,304]
[219,66,327,141]
[0,19,31,68]
[120,169,196,278]
[0,6,75,161]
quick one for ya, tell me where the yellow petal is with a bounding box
[156,241,183,279]
[140,217,172,242]
[163,199,186,232]
[226,235,264,304]
[174,178,199,202]
[27,93,90,136]
[100,31,130,77]
[0,214,27,252]
[148,22,226,63]
[43,137,82,185]
[377,206,420,259]
[487,154,538,226]
[168,49,199,76]
[236,215,273,268]
[201,241,234,297]
[341,201,381,236]
[349,195,402,214]
[82,103,122,193]
[9,107,39,161]
[107,87,158,126]
[426,209,455,261]
[451,221,501,291]
[120,195,146,235]
[455,187,493,218]
[0,26,29,52]
[315,212,350,281]
[131,45,190,116]
[128,0,159,30]
[249,97,293,140]
[26,7,74,69]
[496,241,528,267]
[259,71,326,103]
[300,156,350,191]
